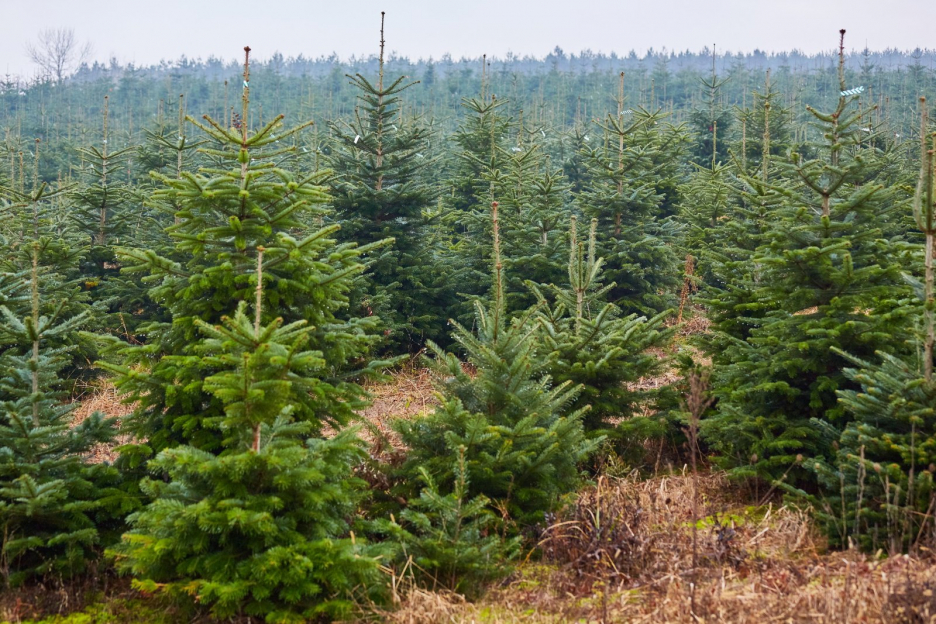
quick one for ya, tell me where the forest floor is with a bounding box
[8,310,936,623]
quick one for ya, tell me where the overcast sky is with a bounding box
[2,0,934,78]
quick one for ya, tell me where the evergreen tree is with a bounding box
[396,203,595,529]
[98,48,390,458]
[797,100,936,551]
[0,182,122,586]
[388,447,520,596]
[688,50,732,167]
[577,74,686,314]
[533,217,672,433]
[327,13,446,350]
[70,96,139,302]
[115,291,382,621]
[471,132,573,313]
[703,31,910,482]
[444,84,513,324]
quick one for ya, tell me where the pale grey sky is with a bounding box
[2,0,933,78]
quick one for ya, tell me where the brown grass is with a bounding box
[353,361,437,457]
[70,378,134,463]
[370,470,936,623]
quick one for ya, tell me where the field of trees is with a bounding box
[4,20,936,622]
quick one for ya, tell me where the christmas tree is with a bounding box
[798,100,936,551]
[98,47,390,458]
[533,217,672,433]
[0,179,122,586]
[114,265,382,620]
[327,13,447,351]
[703,31,910,482]
[576,73,686,314]
[396,202,595,529]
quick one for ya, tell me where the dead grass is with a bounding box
[371,470,936,623]
[70,378,134,463]
[353,361,437,457]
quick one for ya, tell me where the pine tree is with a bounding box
[114,284,382,621]
[98,48,390,458]
[533,217,672,433]
[396,203,595,529]
[327,13,446,350]
[703,31,911,482]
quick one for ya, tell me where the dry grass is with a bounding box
[70,378,134,463]
[372,470,936,623]
[353,361,437,457]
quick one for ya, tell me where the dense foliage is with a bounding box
[2,22,935,620]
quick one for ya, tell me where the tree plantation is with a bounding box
[4,17,936,623]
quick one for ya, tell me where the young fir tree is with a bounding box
[702,31,910,482]
[327,13,446,351]
[114,260,383,622]
[70,96,138,302]
[576,73,686,315]
[733,71,794,175]
[447,64,511,215]
[693,154,789,348]
[396,202,595,529]
[795,101,936,551]
[467,127,572,313]
[1,145,110,376]
[688,48,733,168]
[98,48,390,458]
[386,447,521,597]
[0,181,122,587]
[443,74,514,324]
[533,217,672,434]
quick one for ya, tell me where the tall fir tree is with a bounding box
[703,31,911,482]
[113,257,383,621]
[796,100,936,551]
[70,96,139,306]
[98,48,390,459]
[688,48,733,168]
[327,13,446,351]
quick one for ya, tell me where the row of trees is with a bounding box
[1,25,935,619]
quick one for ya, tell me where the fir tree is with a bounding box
[396,202,595,529]
[388,447,520,596]
[688,48,732,168]
[533,217,672,433]
[444,82,514,325]
[576,74,686,314]
[98,48,390,457]
[0,202,122,586]
[70,96,139,298]
[327,13,446,350]
[703,31,911,481]
[797,100,936,551]
[114,273,382,621]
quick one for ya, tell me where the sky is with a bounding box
[2,0,934,78]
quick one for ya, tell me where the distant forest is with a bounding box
[2,44,935,184]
